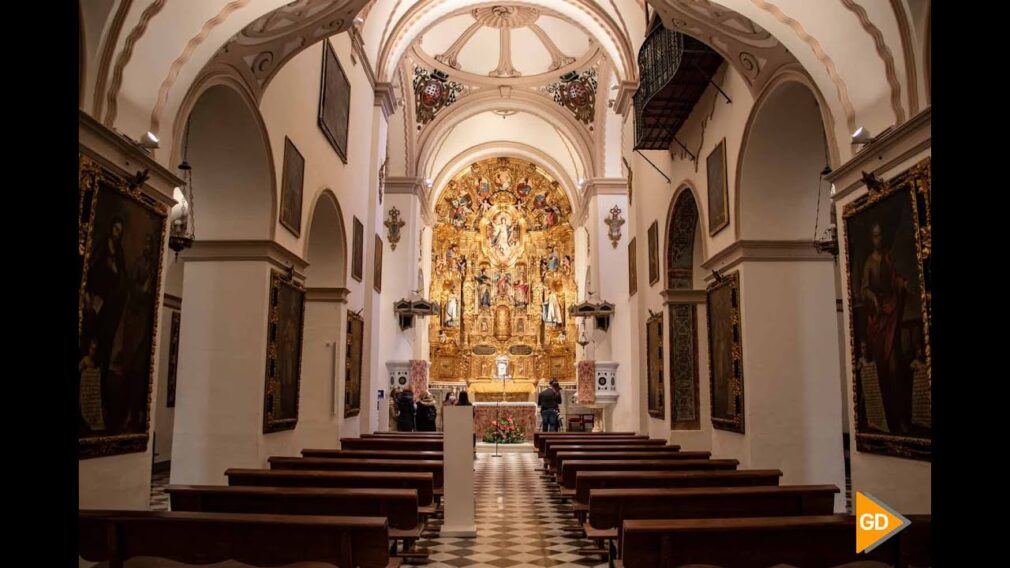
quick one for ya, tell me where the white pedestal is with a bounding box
[441,406,476,537]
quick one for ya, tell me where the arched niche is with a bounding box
[665,185,704,431]
[737,80,830,241]
[304,190,348,288]
[184,84,276,241]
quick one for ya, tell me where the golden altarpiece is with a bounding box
[429,158,577,402]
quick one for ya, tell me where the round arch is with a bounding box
[665,182,706,290]
[416,90,598,183]
[428,142,582,222]
[304,189,349,288]
[375,0,637,84]
[179,81,277,241]
[735,77,832,241]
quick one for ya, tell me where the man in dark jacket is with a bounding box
[396,387,416,432]
[538,381,561,432]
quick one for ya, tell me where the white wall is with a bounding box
[153,305,177,465]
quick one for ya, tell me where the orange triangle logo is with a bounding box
[855,491,911,553]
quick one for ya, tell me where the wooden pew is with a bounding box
[167,485,425,558]
[560,459,739,493]
[534,431,639,452]
[544,442,677,468]
[539,435,649,454]
[552,450,707,473]
[364,432,443,438]
[79,510,397,568]
[617,514,931,568]
[574,469,783,509]
[587,484,838,556]
[268,457,444,491]
[225,468,435,510]
[341,437,443,452]
[542,437,661,460]
[302,449,444,461]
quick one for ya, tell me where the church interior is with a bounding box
[78,0,933,565]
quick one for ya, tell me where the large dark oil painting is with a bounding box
[345,312,364,418]
[263,270,306,433]
[706,271,744,433]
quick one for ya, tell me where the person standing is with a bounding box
[538,380,561,432]
[396,386,416,432]
[440,392,456,431]
[388,387,401,431]
[416,390,438,432]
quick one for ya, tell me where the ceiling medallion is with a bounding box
[546,69,597,127]
[413,67,463,128]
[472,5,541,29]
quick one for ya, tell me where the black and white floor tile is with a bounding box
[414,452,608,568]
[149,469,170,511]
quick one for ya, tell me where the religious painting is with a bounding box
[707,139,729,236]
[628,237,637,296]
[279,136,304,237]
[843,157,931,461]
[166,311,181,408]
[374,234,383,293]
[706,271,744,433]
[351,217,363,282]
[79,156,167,459]
[318,39,350,162]
[648,221,660,286]
[344,312,364,418]
[646,312,665,418]
[263,270,306,433]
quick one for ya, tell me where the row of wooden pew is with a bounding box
[532,431,932,567]
[80,431,447,567]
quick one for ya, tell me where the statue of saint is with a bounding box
[445,296,459,327]
[543,290,562,325]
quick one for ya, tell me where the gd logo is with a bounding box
[855,492,911,553]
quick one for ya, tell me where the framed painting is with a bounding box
[669,303,700,430]
[318,39,350,163]
[646,312,664,418]
[706,271,744,433]
[706,138,729,236]
[166,311,181,408]
[279,136,305,237]
[843,157,931,461]
[263,270,306,433]
[351,217,363,282]
[648,220,659,286]
[345,311,364,418]
[78,155,167,459]
[628,237,637,296]
[374,234,383,293]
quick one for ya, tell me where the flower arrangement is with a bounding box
[482,416,526,444]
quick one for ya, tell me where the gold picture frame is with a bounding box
[78,155,168,459]
[345,311,364,418]
[263,270,306,433]
[646,312,664,418]
[628,237,637,296]
[648,221,659,286]
[706,271,744,433]
[374,234,383,293]
[842,157,931,461]
[706,138,729,236]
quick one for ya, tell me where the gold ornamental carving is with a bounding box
[429,158,577,401]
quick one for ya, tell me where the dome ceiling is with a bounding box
[417,5,594,83]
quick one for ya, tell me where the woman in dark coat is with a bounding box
[415,391,438,432]
[396,387,416,432]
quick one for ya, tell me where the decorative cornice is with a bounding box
[661,289,707,304]
[583,178,629,199]
[79,110,182,207]
[162,293,183,310]
[385,176,432,225]
[374,82,397,120]
[613,80,639,116]
[306,287,350,303]
[700,239,833,275]
[826,106,930,200]
[180,240,309,280]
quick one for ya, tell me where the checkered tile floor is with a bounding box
[414,452,608,568]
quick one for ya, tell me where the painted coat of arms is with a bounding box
[413,67,463,127]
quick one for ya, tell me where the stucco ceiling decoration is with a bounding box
[650,0,795,97]
[207,0,368,102]
[417,4,592,85]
